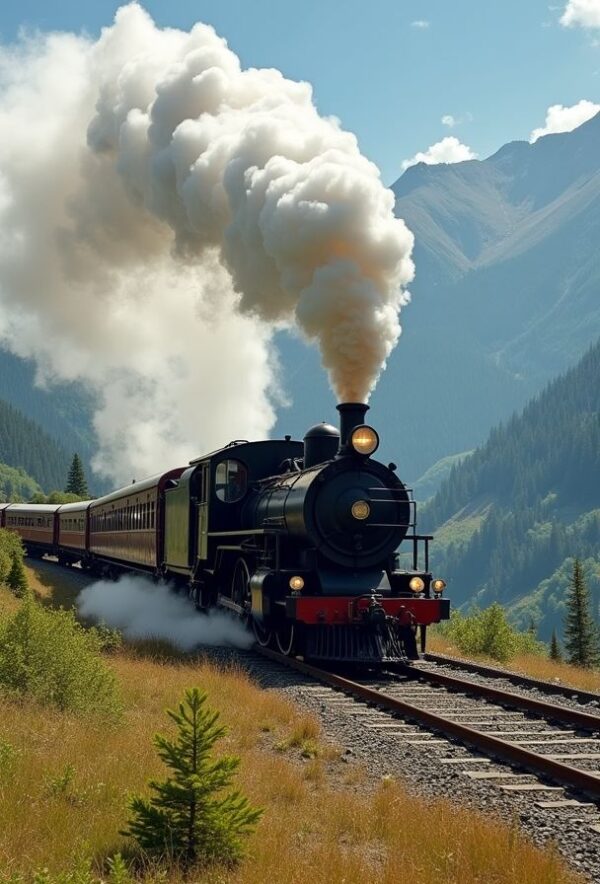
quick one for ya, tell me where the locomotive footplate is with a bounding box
[285,595,450,626]
[285,595,449,663]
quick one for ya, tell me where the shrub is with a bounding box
[438,603,546,662]
[0,529,28,593]
[122,687,262,868]
[0,596,121,718]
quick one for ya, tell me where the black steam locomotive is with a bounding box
[1,403,449,664]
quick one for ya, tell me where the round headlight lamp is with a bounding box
[409,576,425,593]
[351,500,370,520]
[350,425,379,456]
[289,576,304,592]
[432,579,446,593]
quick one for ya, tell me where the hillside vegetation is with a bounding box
[0,462,41,502]
[424,340,600,637]
[0,398,73,493]
[0,349,97,471]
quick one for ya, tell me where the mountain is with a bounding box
[0,461,42,503]
[412,450,473,503]
[0,396,75,492]
[0,350,104,494]
[422,340,600,639]
[275,113,600,481]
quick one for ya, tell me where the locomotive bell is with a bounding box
[303,422,340,468]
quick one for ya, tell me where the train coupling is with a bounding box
[349,593,389,630]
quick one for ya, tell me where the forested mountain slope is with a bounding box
[423,340,600,638]
[0,461,41,502]
[0,349,99,487]
[0,397,72,492]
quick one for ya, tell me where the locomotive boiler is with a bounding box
[1,402,449,665]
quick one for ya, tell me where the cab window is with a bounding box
[215,460,247,503]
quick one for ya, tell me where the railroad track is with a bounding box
[423,651,600,705]
[258,646,600,804]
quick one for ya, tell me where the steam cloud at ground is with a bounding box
[0,3,414,484]
[77,576,254,650]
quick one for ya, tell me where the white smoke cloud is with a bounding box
[401,136,477,171]
[77,576,254,650]
[411,20,430,29]
[441,114,457,128]
[0,4,414,485]
[560,0,600,28]
[529,99,600,142]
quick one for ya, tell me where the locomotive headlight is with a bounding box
[350,425,379,456]
[432,579,446,593]
[409,576,425,593]
[289,576,305,592]
[351,500,370,520]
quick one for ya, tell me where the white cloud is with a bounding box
[411,20,430,28]
[529,99,600,141]
[401,136,477,171]
[560,0,600,28]
[441,114,457,127]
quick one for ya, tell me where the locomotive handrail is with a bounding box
[208,528,284,536]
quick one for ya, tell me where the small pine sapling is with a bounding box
[122,687,262,868]
[549,628,562,662]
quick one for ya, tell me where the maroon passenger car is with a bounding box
[88,468,185,574]
[56,500,91,565]
[3,504,59,555]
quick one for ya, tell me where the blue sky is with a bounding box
[0,0,598,184]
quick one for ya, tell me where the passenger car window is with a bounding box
[215,460,247,503]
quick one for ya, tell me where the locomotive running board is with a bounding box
[217,593,245,616]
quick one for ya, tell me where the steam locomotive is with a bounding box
[0,403,449,664]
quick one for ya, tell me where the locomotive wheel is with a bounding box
[231,558,273,647]
[231,558,251,618]
[252,617,272,648]
[275,623,296,656]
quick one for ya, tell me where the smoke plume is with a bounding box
[77,576,253,650]
[0,4,414,483]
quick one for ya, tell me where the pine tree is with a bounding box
[7,548,28,598]
[549,628,562,662]
[564,559,599,668]
[122,688,262,868]
[64,454,89,498]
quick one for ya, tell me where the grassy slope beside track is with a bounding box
[427,629,600,694]
[0,564,586,883]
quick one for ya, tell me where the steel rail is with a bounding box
[257,647,600,801]
[396,663,600,731]
[424,652,600,705]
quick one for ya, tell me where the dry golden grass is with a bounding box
[427,631,600,693]
[23,563,52,599]
[0,640,582,880]
[0,576,586,883]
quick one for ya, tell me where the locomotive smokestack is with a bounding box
[337,402,369,450]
